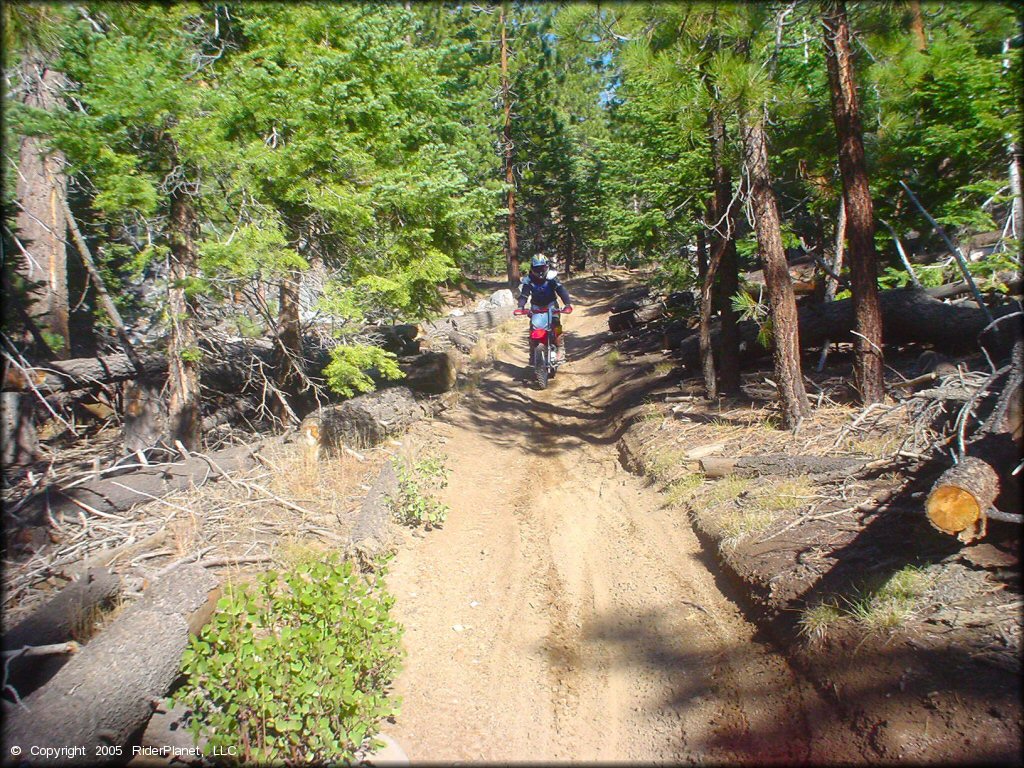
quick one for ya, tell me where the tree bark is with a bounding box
[1,565,220,765]
[310,386,425,451]
[14,55,69,356]
[167,190,202,451]
[2,568,121,698]
[700,454,868,479]
[500,5,521,290]
[739,108,810,428]
[907,0,927,52]
[395,351,458,394]
[273,273,304,425]
[824,1,886,405]
[1,392,39,466]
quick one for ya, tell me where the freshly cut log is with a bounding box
[313,386,424,451]
[672,287,1020,366]
[700,454,868,478]
[1,564,219,765]
[396,351,458,394]
[926,456,999,543]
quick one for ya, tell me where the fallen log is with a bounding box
[699,454,868,479]
[14,442,261,530]
[2,352,167,395]
[1,564,220,765]
[672,287,1021,367]
[396,351,458,394]
[3,569,120,652]
[926,456,999,543]
[2,568,121,698]
[312,386,425,451]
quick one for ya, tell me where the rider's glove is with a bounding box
[513,308,528,316]
[562,305,574,314]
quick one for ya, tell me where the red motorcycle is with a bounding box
[514,304,572,389]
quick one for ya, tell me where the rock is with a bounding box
[487,289,515,308]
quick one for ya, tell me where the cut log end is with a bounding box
[926,485,982,535]
[926,457,999,542]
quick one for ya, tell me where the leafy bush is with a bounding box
[173,555,404,764]
[389,455,450,529]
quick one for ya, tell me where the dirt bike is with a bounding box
[514,305,572,389]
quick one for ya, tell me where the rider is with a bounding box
[514,254,573,363]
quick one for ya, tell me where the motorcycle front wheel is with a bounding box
[534,344,549,389]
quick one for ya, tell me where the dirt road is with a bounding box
[387,275,868,763]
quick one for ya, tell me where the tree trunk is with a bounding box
[739,108,810,429]
[907,0,927,52]
[1,392,39,467]
[310,386,425,451]
[14,55,69,356]
[500,6,521,290]
[273,273,303,425]
[700,454,868,479]
[2,568,121,698]
[817,197,847,370]
[824,1,886,405]
[167,191,202,451]
[1,565,220,764]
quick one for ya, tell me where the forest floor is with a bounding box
[382,271,1021,764]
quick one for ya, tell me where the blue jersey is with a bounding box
[518,275,570,309]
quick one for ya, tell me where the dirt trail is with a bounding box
[387,274,868,763]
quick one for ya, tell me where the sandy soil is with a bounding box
[385,274,873,763]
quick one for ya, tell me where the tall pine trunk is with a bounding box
[167,190,202,450]
[500,6,520,289]
[823,1,885,405]
[14,55,69,357]
[740,109,810,429]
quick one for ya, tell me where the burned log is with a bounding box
[926,457,1000,543]
[699,454,868,479]
[311,386,425,451]
[1,564,219,765]
[672,287,1021,367]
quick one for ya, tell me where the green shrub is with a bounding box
[389,455,450,529]
[173,555,404,764]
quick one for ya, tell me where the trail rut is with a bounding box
[386,274,869,763]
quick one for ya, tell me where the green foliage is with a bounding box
[389,454,450,529]
[173,554,404,764]
[323,345,403,399]
[731,289,772,348]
